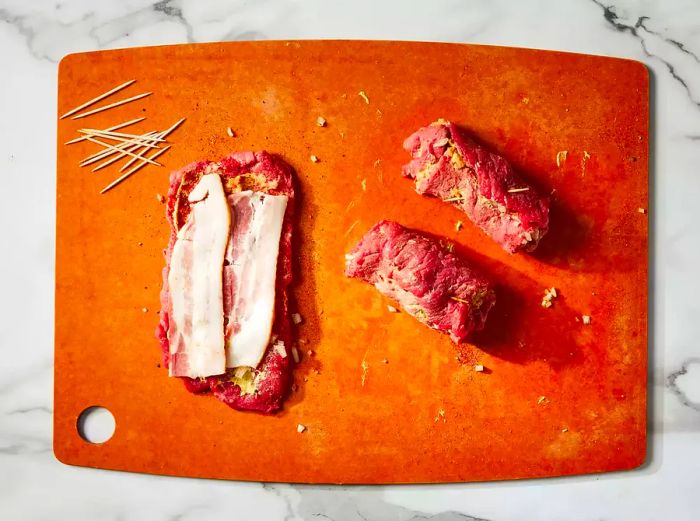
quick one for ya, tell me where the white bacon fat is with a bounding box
[225,191,288,368]
[168,174,230,378]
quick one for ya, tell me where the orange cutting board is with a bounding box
[54,41,648,483]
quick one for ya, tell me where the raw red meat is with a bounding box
[402,119,549,253]
[345,220,495,343]
[156,151,295,413]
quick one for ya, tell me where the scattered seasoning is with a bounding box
[561,428,569,433]
[582,315,592,325]
[541,287,558,308]
[434,409,446,423]
[455,220,463,232]
[358,90,370,104]
[316,116,327,127]
[444,242,454,253]
[141,307,148,313]
[537,396,547,405]
[307,350,314,356]
[638,208,646,214]
[361,178,367,191]
[451,296,470,305]
[292,312,303,325]
[292,347,300,363]
[138,242,143,246]
[361,358,369,387]
[156,193,165,203]
[387,305,399,313]
[508,187,530,193]
[583,150,591,160]
[474,364,485,372]
[382,359,389,364]
[522,97,530,104]
[226,127,235,137]
[310,154,319,163]
[273,340,287,358]
[556,150,568,168]
[297,424,306,433]
[373,159,381,167]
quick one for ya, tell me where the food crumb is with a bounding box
[582,315,592,325]
[310,154,319,163]
[226,127,235,137]
[297,424,306,433]
[444,242,454,253]
[474,364,485,372]
[387,305,399,313]
[455,220,463,232]
[638,207,646,214]
[561,428,569,433]
[292,312,303,325]
[292,347,300,363]
[316,116,327,127]
[303,376,308,382]
[138,242,143,246]
[541,287,558,308]
[556,150,568,168]
[537,396,547,405]
[358,90,370,104]
[307,350,314,356]
[434,409,446,423]
[361,358,369,386]
[583,150,591,160]
[382,359,389,364]
[374,159,381,167]
[141,307,148,313]
[522,97,530,104]
[361,178,367,191]
[156,193,165,203]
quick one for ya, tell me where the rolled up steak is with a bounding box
[345,220,496,343]
[402,119,549,253]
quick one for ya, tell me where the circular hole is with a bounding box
[77,406,116,444]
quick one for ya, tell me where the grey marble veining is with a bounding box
[1,0,699,519]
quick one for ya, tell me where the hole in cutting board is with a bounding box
[77,406,115,444]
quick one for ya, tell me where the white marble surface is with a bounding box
[1,0,699,519]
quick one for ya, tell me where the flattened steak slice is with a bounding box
[156,151,296,414]
[345,220,495,343]
[402,119,549,253]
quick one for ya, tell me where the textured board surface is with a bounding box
[54,40,648,484]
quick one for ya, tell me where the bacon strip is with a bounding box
[168,174,230,377]
[224,191,288,368]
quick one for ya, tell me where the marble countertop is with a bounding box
[1,0,699,519]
